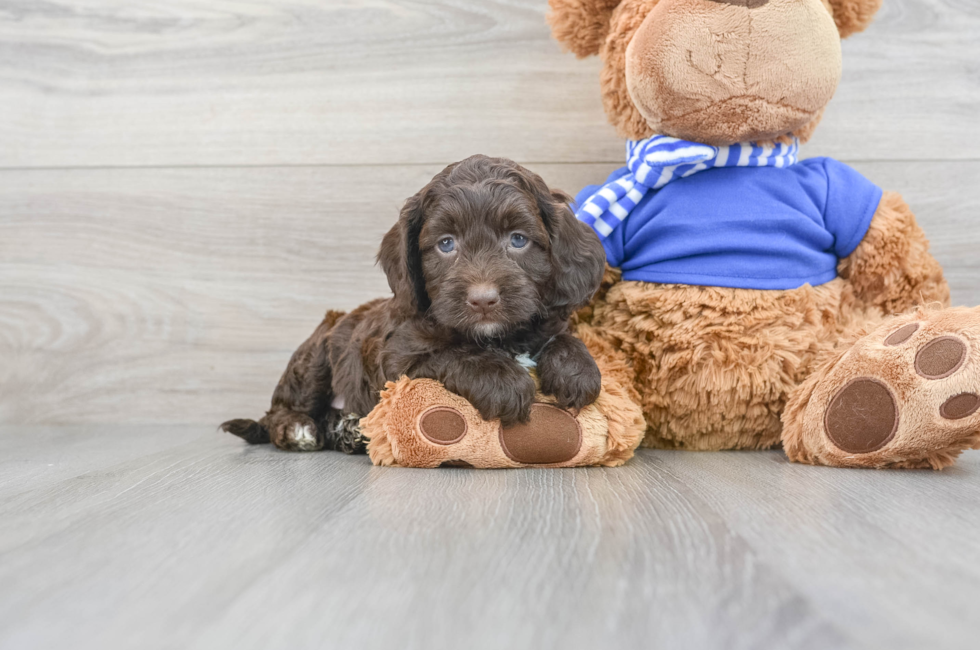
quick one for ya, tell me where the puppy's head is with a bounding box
[378,155,606,339]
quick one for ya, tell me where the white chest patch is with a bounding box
[514,353,537,372]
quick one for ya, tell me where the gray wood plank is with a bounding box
[0,0,977,168]
[0,429,377,650]
[187,450,851,650]
[0,424,206,498]
[1,161,977,426]
[0,431,852,650]
[651,450,980,650]
[1,428,979,650]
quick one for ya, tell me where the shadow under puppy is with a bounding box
[222,155,607,452]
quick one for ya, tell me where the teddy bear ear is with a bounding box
[547,0,624,58]
[825,0,883,39]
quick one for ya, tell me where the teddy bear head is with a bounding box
[549,0,883,145]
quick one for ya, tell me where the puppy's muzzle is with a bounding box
[467,284,500,317]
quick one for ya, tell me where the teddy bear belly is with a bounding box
[585,276,879,451]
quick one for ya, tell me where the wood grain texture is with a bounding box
[1,162,978,426]
[0,429,978,650]
[0,424,206,498]
[653,450,980,650]
[0,0,978,168]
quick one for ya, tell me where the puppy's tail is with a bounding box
[220,418,270,445]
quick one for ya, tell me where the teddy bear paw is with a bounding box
[417,403,583,468]
[361,378,634,468]
[787,307,980,469]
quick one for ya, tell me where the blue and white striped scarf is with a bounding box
[575,135,800,239]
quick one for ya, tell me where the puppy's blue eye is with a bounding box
[510,233,528,249]
[437,237,455,254]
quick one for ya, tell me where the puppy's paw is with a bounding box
[271,414,324,452]
[538,336,602,410]
[489,379,538,428]
[540,362,601,411]
[456,359,537,427]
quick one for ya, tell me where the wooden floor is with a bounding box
[1,426,980,650]
[2,0,980,648]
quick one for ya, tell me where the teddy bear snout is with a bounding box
[624,0,842,145]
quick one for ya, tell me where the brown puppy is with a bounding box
[222,155,607,452]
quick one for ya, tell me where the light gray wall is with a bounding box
[1,0,978,425]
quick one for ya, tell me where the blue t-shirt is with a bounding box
[574,157,883,290]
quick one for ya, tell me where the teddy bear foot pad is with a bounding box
[789,307,980,469]
[421,403,583,466]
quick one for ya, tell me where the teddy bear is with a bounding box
[545,0,980,469]
[359,0,980,470]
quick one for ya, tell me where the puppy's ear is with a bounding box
[824,0,882,38]
[541,191,607,316]
[378,190,431,317]
[548,0,623,58]
[517,171,606,317]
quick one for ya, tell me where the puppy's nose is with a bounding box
[467,284,500,314]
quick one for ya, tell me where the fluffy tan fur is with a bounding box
[783,307,980,469]
[838,192,949,314]
[547,0,624,58]
[826,0,884,38]
[597,0,661,140]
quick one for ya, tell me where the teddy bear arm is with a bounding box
[837,191,950,315]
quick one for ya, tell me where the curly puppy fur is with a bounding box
[222,155,607,452]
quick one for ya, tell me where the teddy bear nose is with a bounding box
[707,0,769,6]
[467,284,500,314]
[625,0,842,145]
